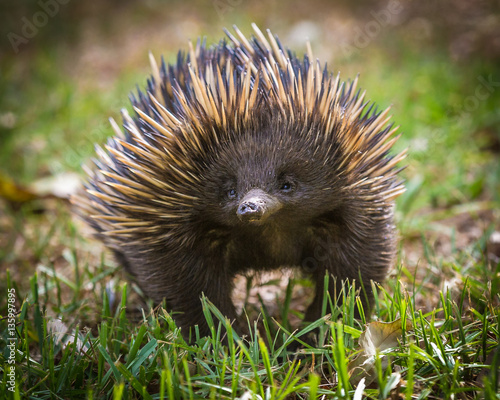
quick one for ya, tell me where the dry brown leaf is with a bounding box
[348,319,410,387]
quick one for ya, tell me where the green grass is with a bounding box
[1,8,500,399]
[1,239,498,399]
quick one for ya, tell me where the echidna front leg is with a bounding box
[120,248,239,340]
[163,262,239,339]
[302,226,392,322]
[302,266,339,322]
[303,265,375,322]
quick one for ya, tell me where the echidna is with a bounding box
[74,24,406,338]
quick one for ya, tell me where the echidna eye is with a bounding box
[227,188,237,199]
[280,181,293,192]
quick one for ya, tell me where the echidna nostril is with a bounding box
[239,202,258,213]
[237,201,264,222]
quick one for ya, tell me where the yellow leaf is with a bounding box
[0,172,38,203]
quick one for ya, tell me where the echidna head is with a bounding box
[201,120,344,230]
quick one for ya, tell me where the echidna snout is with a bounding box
[237,189,282,224]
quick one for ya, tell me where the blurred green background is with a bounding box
[1,0,499,252]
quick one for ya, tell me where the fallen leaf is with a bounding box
[348,319,410,386]
[30,172,82,199]
[0,172,38,203]
[0,172,82,206]
[47,318,89,353]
